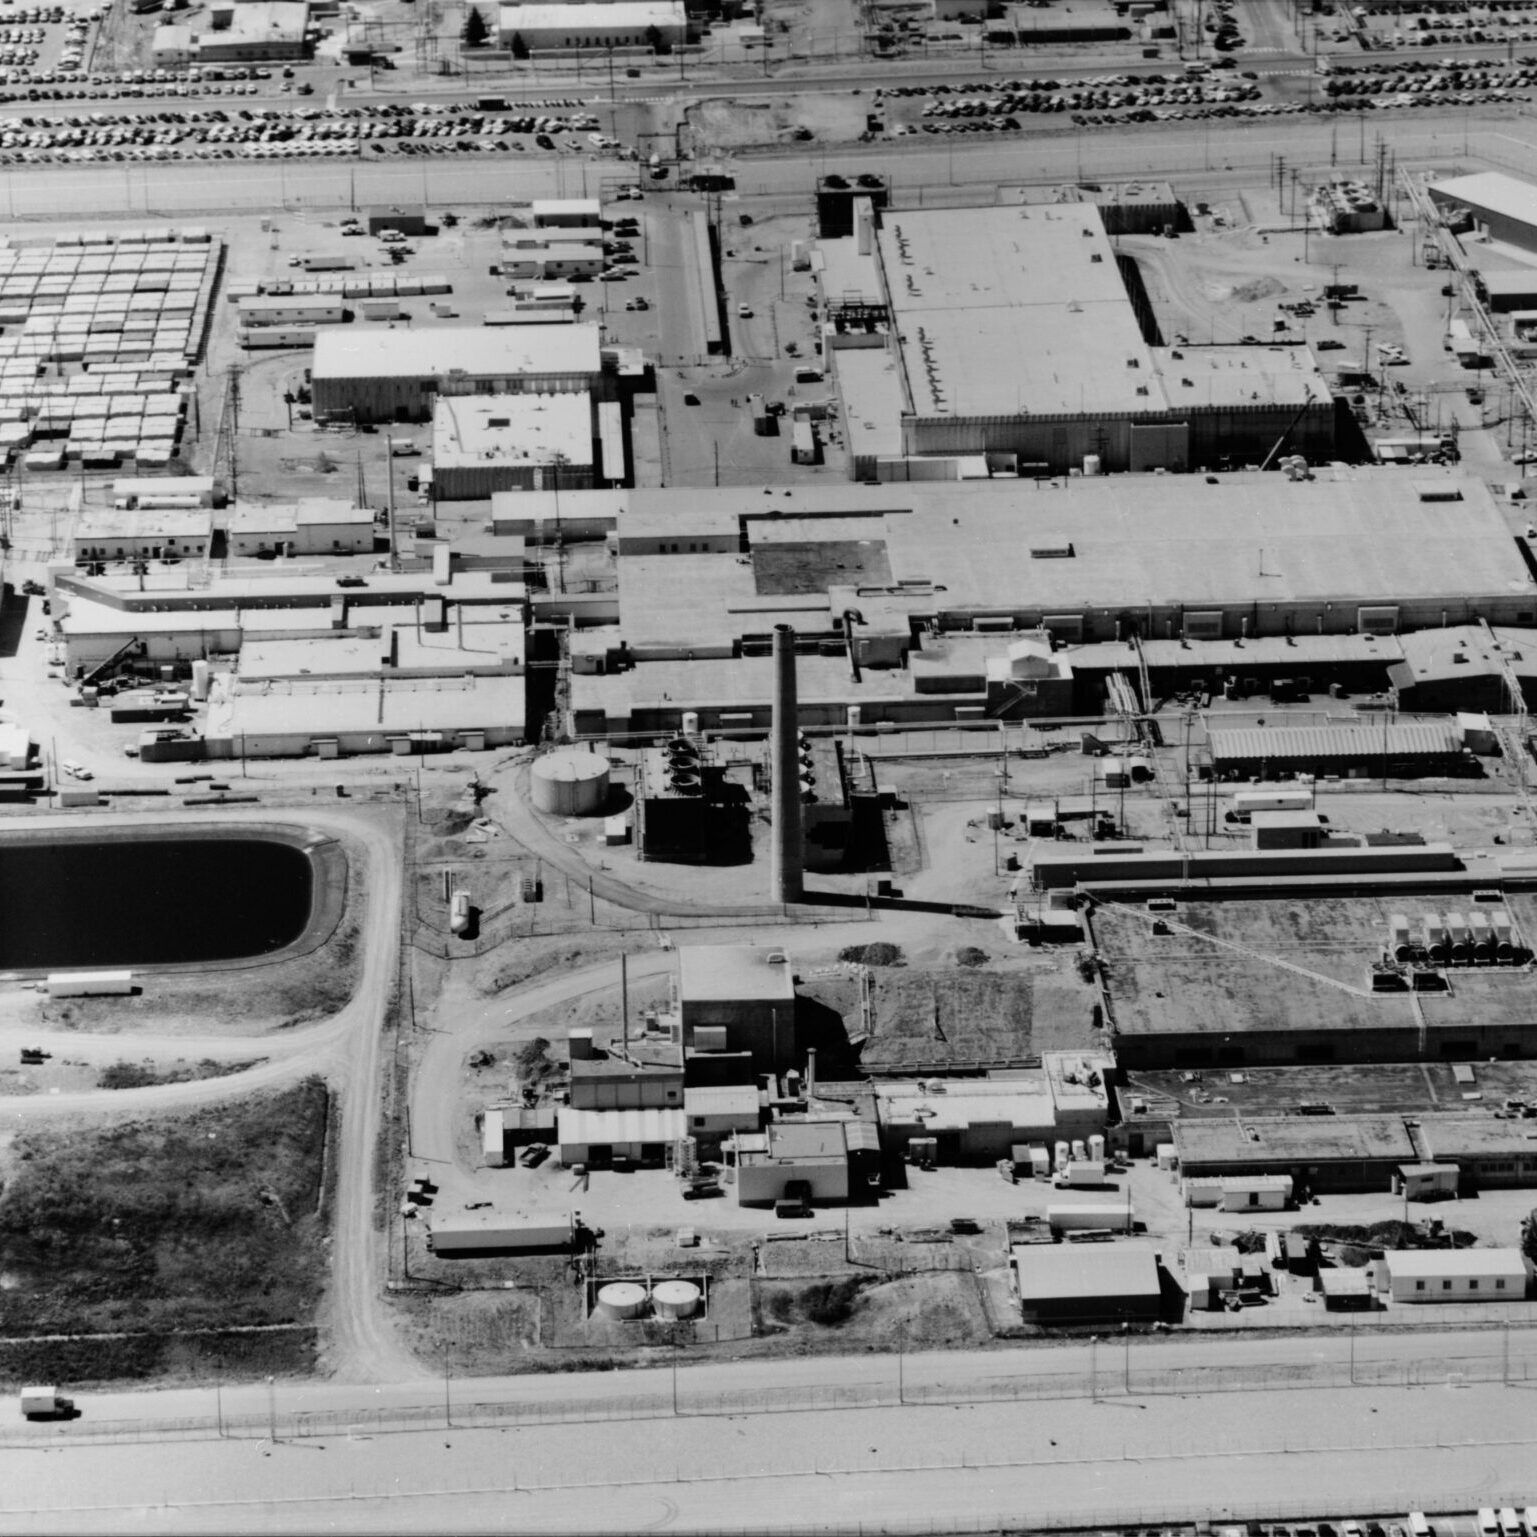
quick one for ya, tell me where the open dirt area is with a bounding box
[0,1078,333,1385]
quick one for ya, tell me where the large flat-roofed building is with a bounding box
[867,204,1336,474]
[1429,172,1537,254]
[310,323,602,424]
[154,2,309,65]
[431,392,595,501]
[543,470,1534,734]
[1173,1115,1418,1193]
[224,498,374,557]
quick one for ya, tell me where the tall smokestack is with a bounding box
[771,623,804,903]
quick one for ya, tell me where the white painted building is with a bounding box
[1380,1248,1530,1304]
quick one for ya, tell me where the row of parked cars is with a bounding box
[0,101,622,165]
[0,62,278,103]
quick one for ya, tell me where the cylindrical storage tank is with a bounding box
[1083,453,1101,477]
[1054,1140,1069,1172]
[651,1280,701,1321]
[1389,914,1414,964]
[1492,910,1517,961]
[681,711,700,736]
[1089,1133,1106,1163]
[596,1282,649,1320]
[1445,912,1471,964]
[1467,910,1494,961]
[531,749,610,816]
[190,658,211,701]
[1071,1139,1087,1163]
[847,705,862,729]
[1423,915,1450,964]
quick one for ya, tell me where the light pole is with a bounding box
[266,1374,277,1442]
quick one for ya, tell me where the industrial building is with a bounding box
[1012,1243,1164,1324]
[1205,722,1471,781]
[540,470,1534,735]
[496,1,688,49]
[1378,1249,1530,1304]
[673,945,797,1074]
[310,323,603,424]
[223,499,375,557]
[531,199,603,230]
[1172,1116,1418,1193]
[1387,624,1537,714]
[236,294,346,329]
[1429,172,1537,255]
[732,1119,878,1207]
[1018,181,1180,236]
[73,507,213,564]
[1309,178,1388,235]
[555,1107,686,1167]
[430,392,596,500]
[846,203,1337,476]
[153,2,310,66]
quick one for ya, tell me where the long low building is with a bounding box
[1013,1242,1164,1324]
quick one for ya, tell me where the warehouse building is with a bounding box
[864,203,1337,475]
[1173,1116,1418,1193]
[1013,1243,1164,1324]
[1413,1113,1537,1190]
[1205,722,1471,781]
[1481,270,1537,313]
[1387,624,1537,714]
[1429,172,1537,255]
[496,1,688,49]
[310,323,603,424]
[555,1107,686,1168]
[431,392,595,500]
[224,498,375,557]
[1379,1249,1530,1304]
[74,507,213,564]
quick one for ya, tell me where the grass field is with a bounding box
[0,1079,332,1385]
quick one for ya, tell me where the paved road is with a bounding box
[0,113,1519,220]
[6,1376,1534,1533]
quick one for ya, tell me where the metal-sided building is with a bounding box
[73,507,213,564]
[1172,1116,1418,1193]
[1206,722,1470,781]
[555,1106,686,1167]
[310,324,603,424]
[1012,1242,1163,1324]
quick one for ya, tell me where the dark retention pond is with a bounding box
[0,837,314,971]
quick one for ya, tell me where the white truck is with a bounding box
[20,1386,74,1420]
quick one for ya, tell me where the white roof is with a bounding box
[1429,171,1537,229]
[432,391,593,470]
[875,1078,1053,1134]
[677,945,797,1003]
[75,508,212,540]
[1012,1242,1161,1302]
[498,1,684,28]
[311,323,601,382]
[556,1107,687,1145]
[1383,1248,1529,1279]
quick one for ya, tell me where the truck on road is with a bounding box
[21,1386,74,1420]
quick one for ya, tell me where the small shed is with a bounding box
[1394,1162,1460,1201]
[1183,1173,1294,1211]
[1319,1266,1377,1311]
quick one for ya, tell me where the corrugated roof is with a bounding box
[556,1107,686,1145]
[1207,723,1463,762]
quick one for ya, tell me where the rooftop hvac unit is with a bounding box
[1491,910,1518,961]
[1422,915,1450,963]
[1445,912,1471,963]
[1467,910,1494,961]
[1388,914,1414,964]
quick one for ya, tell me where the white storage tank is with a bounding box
[190,658,211,702]
[1054,1139,1069,1172]
[595,1282,648,1320]
[1071,1139,1087,1163]
[530,749,611,816]
[1083,453,1101,477]
[681,711,700,736]
[651,1279,701,1320]
[1089,1133,1106,1163]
